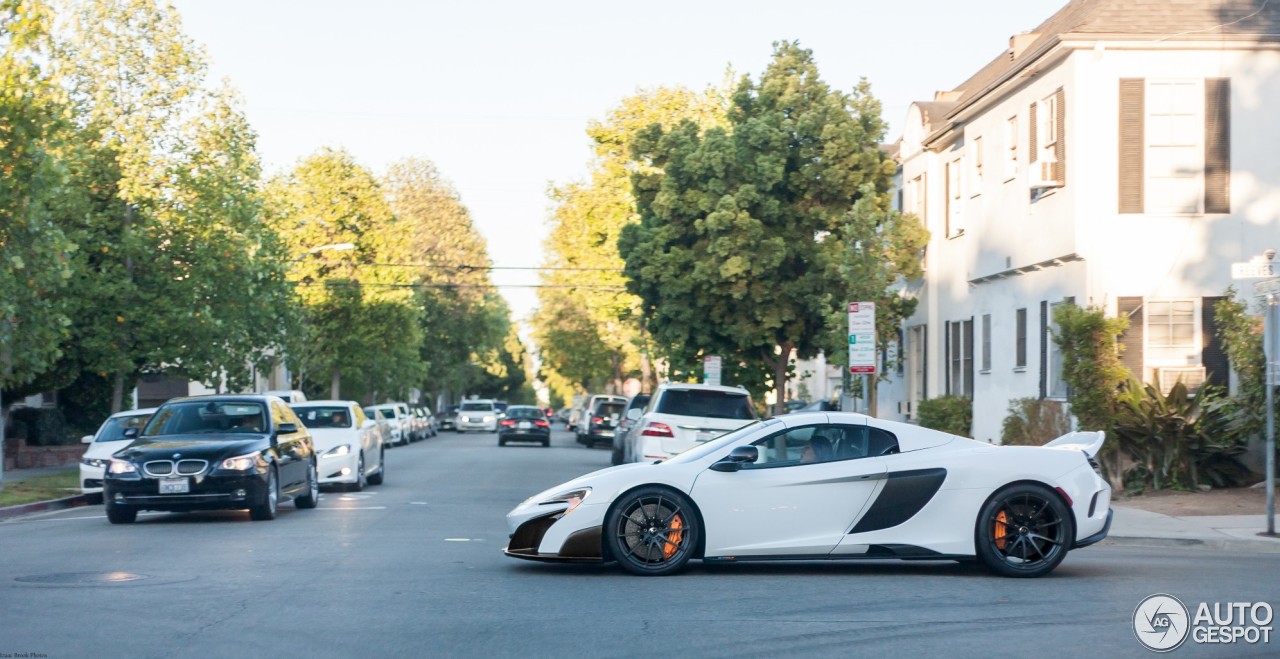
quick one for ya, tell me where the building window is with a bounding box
[1146,299,1197,364]
[1147,80,1202,214]
[1015,308,1027,369]
[972,136,983,192]
[946,157,963,237]
[908,325,926,415]
[1040,93,1058,157]
[948,319,974,396]
[1004,115,1018,180]
[1047,302,1068,399]
[981,314,992,372]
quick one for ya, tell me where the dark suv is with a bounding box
[581,398,627,448]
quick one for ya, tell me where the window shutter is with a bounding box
[1205,78,1231,214]
[944,320,952,396]
[965,317,975,396]
[922,324,928,399]
[1053,87,1066,185]
[1201,296,1229,389]
[1029,102,1038,164]
[1117,297,1145,380]
[1119,79,1145,214]
[1039,301,1049,399]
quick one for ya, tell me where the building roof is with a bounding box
[937,0,1280,122]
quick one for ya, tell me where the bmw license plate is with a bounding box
[159,478,189,494]
[518,421,531,430]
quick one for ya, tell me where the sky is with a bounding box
[171,0,1069,323]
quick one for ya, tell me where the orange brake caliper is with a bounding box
[662,514,684,559]
[994,510,1008,550]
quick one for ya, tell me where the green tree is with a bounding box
[620,42,895,410]
[536,84,729,397]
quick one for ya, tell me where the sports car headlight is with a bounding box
[107,459,136,474]
[82,457,108,469]
[538,488,591,515]
[322,444,351,458]
[220,453,258,471]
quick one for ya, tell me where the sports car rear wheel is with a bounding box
[976,484,1073,578]
[605,487,700,576]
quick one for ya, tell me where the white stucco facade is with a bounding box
[881,37,1280,443]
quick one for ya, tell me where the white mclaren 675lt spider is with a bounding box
[505,412,1112,577]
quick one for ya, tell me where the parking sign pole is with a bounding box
[1267,295,1276,535]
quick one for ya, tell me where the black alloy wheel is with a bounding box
[351,453,366,492]
[106,503,137,524]
[605,487,700,576]
[249,467,278,521]
[296,461,319,509]
[367,450,385,485]
[976,484,1073,578]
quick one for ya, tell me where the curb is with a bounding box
[0,493,98,521]
[1104,534,1280,554]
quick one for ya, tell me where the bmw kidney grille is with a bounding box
[143,459,208,477]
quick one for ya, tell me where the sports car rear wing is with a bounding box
[1043,430,1105,458]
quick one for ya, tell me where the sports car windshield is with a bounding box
[663,418,782,464]
[143,401,267,437]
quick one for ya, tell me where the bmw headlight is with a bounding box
[538,488,591,515]
[322,444,352,458]
[220,453,258,471]
[107,459,137,474]
[82,457,108,469]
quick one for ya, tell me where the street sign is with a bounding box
[1256,278,1280,296]
[848,302,877,375]
[703,355,722,387]
[1233,262,1276,279]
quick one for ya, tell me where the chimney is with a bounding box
[934,90,963,103]
[1009,32,1040,60]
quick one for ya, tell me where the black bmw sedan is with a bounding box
[102,395,319,523]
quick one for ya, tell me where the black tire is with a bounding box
[368,450,385,485]
[249,467,279,521]
[295,461,319,509]
[106,504,136,524]
[498,438,506,447]
[605,486,700,576]
[349,453,366,492]
[542,438,551,448]
[975,483,1074,578]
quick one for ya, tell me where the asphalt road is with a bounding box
[1,428,1277,658]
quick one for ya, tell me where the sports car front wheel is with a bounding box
[605,487,700,576]
[976,484,1073,578]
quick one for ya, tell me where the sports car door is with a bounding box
[691,424,887,557]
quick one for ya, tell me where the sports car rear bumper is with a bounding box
[1073,508,1113,548]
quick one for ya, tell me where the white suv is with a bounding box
[629,384,757,462]
[457,399,499,433]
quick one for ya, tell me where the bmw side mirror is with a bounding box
[123,427,140,440]
[710,446,758,472]
[276,422,298,434]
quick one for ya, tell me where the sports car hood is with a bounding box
[115,436,266,462]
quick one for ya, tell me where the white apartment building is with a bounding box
[878,0,1280,442]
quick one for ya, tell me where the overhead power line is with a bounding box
[290,281,627,290]
[309,260,624,272]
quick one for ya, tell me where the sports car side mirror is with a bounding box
[276,422,298,434]
[710,446,758,472]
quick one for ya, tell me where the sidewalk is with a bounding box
[1108,505,1280,553]
[1,464,78,485]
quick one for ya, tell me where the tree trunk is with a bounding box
[330,367,341,400]
[111,373,125,414]
[640,351,652,394]
[868,374,878,417]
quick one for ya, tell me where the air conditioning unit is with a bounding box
[1156,367,1206,396]
[1028,159,1062,189]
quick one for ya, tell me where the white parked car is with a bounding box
[292,401,385,490]
[79,408,158,494]
[457,399,499,433]
[260,389,308,403]
[627,383,757,463]
[505,412,1113,578]
[365,403,413,446]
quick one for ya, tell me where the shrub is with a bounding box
[917,396,972,437]
[9,407,71,446]
[1112,381,1249,491]
[1000,398,1071,446]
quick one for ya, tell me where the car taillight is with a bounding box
[499,419,516,427]
[534,419,549,427]
[641,422,674,438]
[592,416,603,424]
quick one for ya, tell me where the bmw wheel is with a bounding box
[296,461,319,509]
[976,484,1073,578]
[605,487,700,576]
[249,467,278,521]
